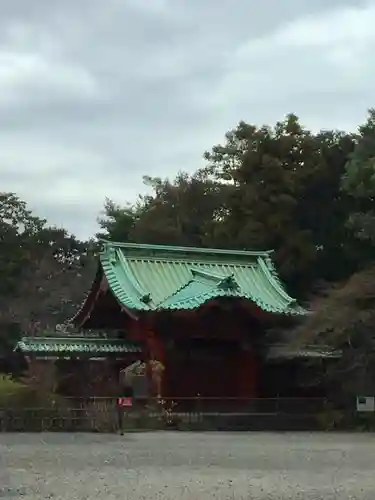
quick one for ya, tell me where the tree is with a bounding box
[202,115,356,294]
[342,108,375,243]
[96,114,363,297]
[0,193,46,295]
[295,129,364,285]
[293,109,375,398]
[98,173,224,247]
[132,173,224,247]
[294,265,375,398]
[8,232,95,334]
[0,193,95,338]
[96,198,138,242]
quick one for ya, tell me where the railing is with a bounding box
[151,397,329,415]
[0,397,333,432]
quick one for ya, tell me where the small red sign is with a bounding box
[117,397,133,407]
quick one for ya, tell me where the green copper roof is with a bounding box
[98,241,305,315]
[266,344,341,360]
[15,337,142,355]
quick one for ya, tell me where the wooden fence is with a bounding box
[0,397,338,432]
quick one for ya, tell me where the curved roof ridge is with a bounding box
[158,288,297,313]
[115,247,150,299]
[100,246,151,312]
[99,239,273,258]
[69,266,105,326]
[257,256,295,304]
[156,278,198,308]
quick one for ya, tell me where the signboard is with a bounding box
[356,396,375,412]
[117,397,133,408]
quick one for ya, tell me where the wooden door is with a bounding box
[166,339,241,398]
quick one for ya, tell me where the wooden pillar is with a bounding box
[127,316,165,397]
[145,322,165,397]
[145,325,165,363]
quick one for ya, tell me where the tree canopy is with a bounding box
[341,108,375,242]
[97,113,371,296]
[0,193,95,354]
[2,109,375,367]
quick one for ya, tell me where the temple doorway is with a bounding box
[166,339,243,398]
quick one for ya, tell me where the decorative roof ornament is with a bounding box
[140,293,152,304]
[218,274,239,290]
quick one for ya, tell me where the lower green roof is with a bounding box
[15,337,142,355]
[267,344,341,360]
[98,241,305,315]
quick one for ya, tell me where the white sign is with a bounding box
[356,396,375,412]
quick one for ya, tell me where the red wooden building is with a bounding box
[66,240,327,401]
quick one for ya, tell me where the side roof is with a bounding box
[15,336,142,356]
[73,240,306,321]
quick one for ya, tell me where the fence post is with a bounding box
[196,393,202,427]
[0,410,5,432]
[276,396,280,415]
[117,404,124,435]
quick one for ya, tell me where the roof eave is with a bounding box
[14,336,143,355]
[266,343,342,360]
[69,264,104,328]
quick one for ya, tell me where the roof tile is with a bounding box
[15,337,142,355]
[99,241,306,315]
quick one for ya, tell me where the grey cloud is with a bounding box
[0,0,373,239]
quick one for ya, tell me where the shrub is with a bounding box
[0,374,60,409]
[0,374,27,407]
[316,408,344,430]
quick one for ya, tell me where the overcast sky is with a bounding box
[0,0,374,239]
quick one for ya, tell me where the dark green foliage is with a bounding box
[2,109,375,381]
[0,193,45,295]
[97,113,365,297]
[342,109,375,243]
[0,193,95,349]
[96,198,139,242]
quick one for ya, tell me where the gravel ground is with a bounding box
[0,431,374,499]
